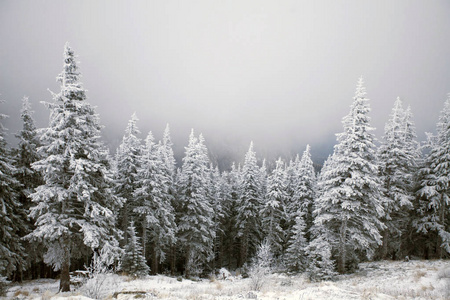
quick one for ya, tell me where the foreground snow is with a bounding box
[6,260,450,299]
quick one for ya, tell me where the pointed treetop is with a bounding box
[144,131,154,147]
[58,42,80,86]
[125,113,141,137]
[20,96,32,113]
[163,123,173,146]
[354,76,367,100]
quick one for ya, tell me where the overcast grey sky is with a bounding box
[1,1,449,165]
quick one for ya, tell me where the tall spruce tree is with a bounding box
[160,124,178,273]
[262,158,287,257]
[177,130,215,277]
[378,98,416,259]
[115,113,142,245]
[121,222,150,277]
[26,43,122,291]
[13,97,44,280]
[314,78,384,273]
[294,145,316,241]
[415,96,450,257]
[236,142,263,266]
[0,102,25,279]
[133,132,177,273]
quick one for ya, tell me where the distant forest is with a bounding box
[1,43,448,292]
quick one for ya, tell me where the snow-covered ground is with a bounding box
[5,260,450,300]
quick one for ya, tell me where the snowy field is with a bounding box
[5,260,450,300]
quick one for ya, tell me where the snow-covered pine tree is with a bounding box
[209,165,226,270]
[14,97,43,209]
[115,113,142,245]
[415,96,450,257]
[305,231,336,281]
[285,215,308,272]
[314,78,384,274]
[262,158,287,257]
[177,130,215,277]
[0,101,26,279]
[26,43,122,291]
[133,132,177,274]
[285,155,300,217]
[236,142,263,266]
[221,162,242,268]
[294,145,316,241]
[161,124,176,179]
[160,124,178,273]
[121,222,150,277]
[13,97,44,280]
[377,98,416,259]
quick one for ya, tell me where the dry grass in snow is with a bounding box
[5,259,450,299]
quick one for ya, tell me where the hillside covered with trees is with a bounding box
[1,44,449,293]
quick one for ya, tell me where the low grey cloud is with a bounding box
[1,1,449,167]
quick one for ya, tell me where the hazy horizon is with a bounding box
[1,1,449,167]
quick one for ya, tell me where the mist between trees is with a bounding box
[1,43,449,292]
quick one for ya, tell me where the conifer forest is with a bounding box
[0,42,449,295]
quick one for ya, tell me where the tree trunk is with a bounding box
[170,245,176,276]
[337,219,347,274]
[239,230,248,267]
[382,230,389,260]
[59,241,71,292]
[151,248,158,275]
[142,218,147,259]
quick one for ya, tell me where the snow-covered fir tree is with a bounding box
[177,130,215,277]
[0,102,25,279]
[293,145,316,241]
[121,222,150,278]
[236,142,263,266]
[26,43,122,291]
[285,215,308,272]
[305,231,336,281]
[415,96,450,257]
[314,78,385,273]
[262,158,287,257]
[221,162,242,268]
[160,124,178,273]
[285,155,301,222]
[209,165,227,269]
[14,97,43,209]
[115,113,142,245]
[133,132,177,273]
[377,98,417,259]
[13,97,44,280]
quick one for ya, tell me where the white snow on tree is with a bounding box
[236,142,264,266]
[177,130,215,277]
[262,157,287,257]
[13,97,44,279]
[133,132,177,273]
[285,215,308,272]
[114,113,142,245]
[26,43,122,292]
[314,78,385,274]
[305,231,337,281]
[415,96,450,256]
[121,222,150,278]
[378,97,418,259]
[0,101,26,278]
[290,145,317,242]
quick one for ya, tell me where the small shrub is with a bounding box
[79,252,120,299]
[249,240,273,291]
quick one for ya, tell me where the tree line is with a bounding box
[0,43,449,292]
